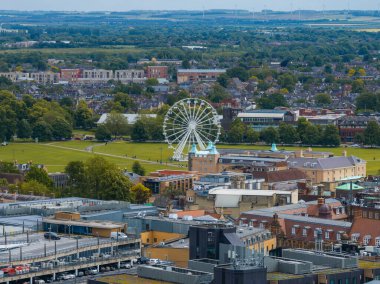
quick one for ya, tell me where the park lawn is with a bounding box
[1,141,379,175]
[55,141,380,175]
[0,142,180,173]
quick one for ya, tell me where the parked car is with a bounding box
[148,259,160,265]
[110,232,128,240]
[43,232,60,240]
[120,262,131,269]
[62,274,75,280]
[137,257,149,264]
[87,268,98,275]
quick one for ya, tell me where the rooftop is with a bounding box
[209,188,294,196]
[177,69,226,73]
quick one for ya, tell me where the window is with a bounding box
[207,232,215,243]
[363,235,371,246]
[351,233,360,242]
[291,227,296,235]
[337,233,341,241]
[375,237,380,247]
[325,231,330,239]
[302,229,307,236]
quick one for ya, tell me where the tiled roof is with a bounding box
[350,217,380,246]
[252,169,307,183]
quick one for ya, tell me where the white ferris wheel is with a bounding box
[163,98,221,161]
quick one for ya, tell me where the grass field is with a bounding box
[0,142,181,173]
[0,141,379,175]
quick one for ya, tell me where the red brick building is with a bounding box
[238,198,351,249]
[146,66,168,79]
[60,68,83,82]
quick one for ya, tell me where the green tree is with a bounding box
[226,119,245,143]
[364,121,380,147]
[279,123,299,144]
[20,180,50,196]
[302,124,321,146]
[167,90,189,106]
[65,161,86,187]
[113,92,136,112]
[226,67,249,81]
[0,105,17,141]
[208,84,231,103]
[352,79,365,93]
[257,93,287,109]
[51,117,73,140]
[132,161,146,176]
[16,119,32,139]
[355,93,379,112]
[32,120,53,141]
[146,78,159,86]
[0,162,19,173]
[246,128,259,144]
[59,97,74,109]
[95,124,112,141]
[131,183,151,204]
[321,125,341,146]
[104,112,129,138]
[131,120,149,141]
[278,73,297,91]
[84,156,132,200]
[297,117,310,143]
[260,127,280,144]
[25,166,53,188]
[315,93,332,106]
[74,100,93,129]
[217,73,229,88]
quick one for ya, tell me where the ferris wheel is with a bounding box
[163,98,221,161]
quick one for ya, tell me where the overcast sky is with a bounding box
[1,0,379,12]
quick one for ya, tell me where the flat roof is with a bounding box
[42,218,124,229]
[209,189,294,196]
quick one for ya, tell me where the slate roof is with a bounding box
[288,156,366,170]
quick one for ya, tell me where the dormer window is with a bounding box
[351,233,360,242]
[363,235,371,246]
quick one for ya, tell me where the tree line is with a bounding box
[223,118,341,147]
[0,90,95,142]
[0,158,152,204]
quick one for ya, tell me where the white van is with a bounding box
[110,232,128,240]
